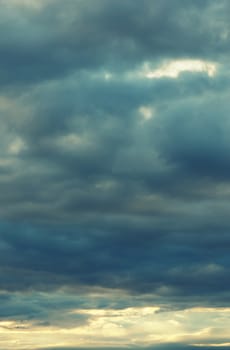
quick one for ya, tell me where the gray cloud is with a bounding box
[0,220,230,312]
[0,1,230,348]
[0,0,229,89]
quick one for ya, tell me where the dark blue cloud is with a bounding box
[0,0,229,89]
[0,0,230,347]
[0,221,230,311]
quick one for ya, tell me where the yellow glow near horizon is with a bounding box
[0,306,230,349]
[71,306,160,317]
[194,344,230,347]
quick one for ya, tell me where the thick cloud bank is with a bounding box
[0,1,230,349]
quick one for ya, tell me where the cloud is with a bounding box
[36,345,230,350]
[1,0,230,349]
[0,220,230,311]
[0,0,229,89]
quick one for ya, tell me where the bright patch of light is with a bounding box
[72,306,160,317]
[139,105,155,122]
[188,307,230,313]
[144,59,217,79]
[194,343,230,347]
[8,137,26,155]
[104,72,113,80]
[0,306,230,349]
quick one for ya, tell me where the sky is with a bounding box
[0,0,230,349]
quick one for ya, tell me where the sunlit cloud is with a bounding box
[143,59,217,79]
[194,344,230,347]
[1,306,229,349]
[8,137,26,155]
[138,106,155,122]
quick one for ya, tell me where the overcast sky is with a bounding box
[0,0,230,349]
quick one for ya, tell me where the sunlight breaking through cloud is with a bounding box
[144,60,217,79]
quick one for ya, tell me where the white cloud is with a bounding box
[143,59,217,79]
[0,306,226,349]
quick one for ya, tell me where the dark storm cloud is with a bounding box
[0,0,229,89]
[152,94,230,180]
[1,0,230,340]
[1,69,230,221]
[1,68,230,307]
[0,220,230,310]
[0,290,91,328]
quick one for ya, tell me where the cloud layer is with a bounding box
[0,0,230,349]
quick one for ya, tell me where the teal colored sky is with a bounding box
[0,1,230,349]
